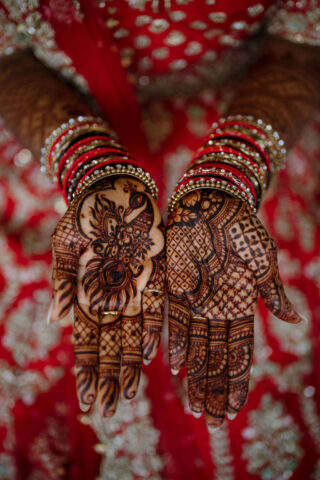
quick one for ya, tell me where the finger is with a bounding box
[227,316,254,415]
[142,289,164,362]
[97,312,121,417]
[73,299,99,408]
[230,214,302,324]
[50,202,85,322]
[120,313,142,400]
[205,321,228,428]
[187,315,209,417]
[142,253,166,363]
[51,248,78,322]
[168,293,191,372]
[256,247,303,324]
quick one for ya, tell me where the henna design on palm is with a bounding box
[51,177,165,416]
[166,190,302,427]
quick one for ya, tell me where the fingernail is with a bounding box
[171,369,179,375]
[208,425,221,433]
[79,403,90,412]
[227,412,237,420]
[46,300,54,325]
[192,411,202,419]
[143,359,152,366]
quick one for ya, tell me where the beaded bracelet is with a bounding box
[168,115,287,214]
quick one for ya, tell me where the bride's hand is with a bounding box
[50,177,165,417]
[166,189,302,428]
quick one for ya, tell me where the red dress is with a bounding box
[0,1,320,479]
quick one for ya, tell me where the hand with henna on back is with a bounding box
[166,189,303,428]
[50,176,165,417]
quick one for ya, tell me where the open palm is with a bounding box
[50,177,165,417]
[167,189,302,428]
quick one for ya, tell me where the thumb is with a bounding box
[256,248,303,324]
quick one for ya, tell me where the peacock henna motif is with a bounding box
[51,177,165,416]
[80,186,156,313]
[166,189,302,427]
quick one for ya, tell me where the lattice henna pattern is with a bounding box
[166,189,302,427]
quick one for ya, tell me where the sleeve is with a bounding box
[267,0,320,46]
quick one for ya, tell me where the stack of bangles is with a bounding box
[40,115,158,204]
[168,114,287,214]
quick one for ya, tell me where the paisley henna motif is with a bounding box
[51,177,165,416]
[167,189,302,427]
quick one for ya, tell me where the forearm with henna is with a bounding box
[0,50,92,159]
[228,36,320,149]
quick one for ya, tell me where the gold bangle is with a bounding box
[168,177,256,215]
[49,126,117,176]
[40,116,118,176]
[59,140,125,186]
[216,115,287,170]
[70,164,159,203]
[189,152,264,188]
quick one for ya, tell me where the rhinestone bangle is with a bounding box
[214,114,287,171]
[40,116,118,176]
[168,177,256,214]
[71,163,158,203]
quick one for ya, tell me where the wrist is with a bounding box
[168,114,286,214]
[40,115,158,204]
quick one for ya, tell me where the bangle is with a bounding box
[66,155,137,202]
[41,116,159,204]
[57,136,125,185]
[40,116,118,176]
[191,152,264,189]
[169,115,285,214]
[184,163,258,202]
[72,163,158,203]
[168,176,256,214]
[214,114,287,171]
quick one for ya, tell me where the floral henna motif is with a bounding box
[80,186,155,313]
[51,177,165,416]
[167,189,302,427]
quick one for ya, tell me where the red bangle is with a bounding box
[192,145,265,183]
[187,162,257,202]
[218,120,270,140]
[74,159,132,193]
[208,131,271,171]
[56,136,123,184]
[63,147,132,193]
[47,121,99,171]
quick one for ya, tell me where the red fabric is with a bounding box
[0,1,320,480]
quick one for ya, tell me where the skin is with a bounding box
[166,37,320,427]
[51,176,165,416]
[0,51,166,416]
[166,190,302,427]
[0,37,319,420]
